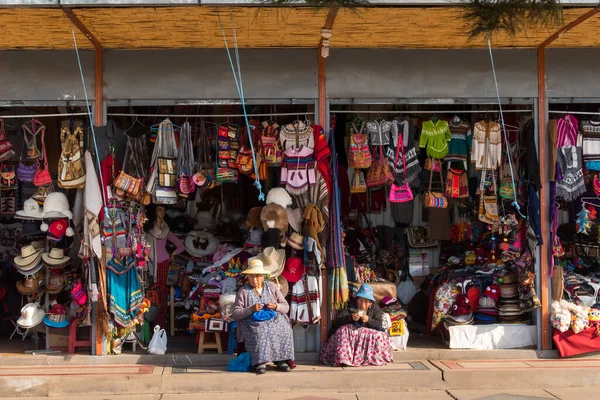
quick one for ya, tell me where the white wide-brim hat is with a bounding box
[185,231,220,257]
[242,259,271,277]
[17,303,45,329]
[252,247,286,279]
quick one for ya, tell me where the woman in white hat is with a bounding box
[232,259,294,375]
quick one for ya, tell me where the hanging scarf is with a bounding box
[328,125,348,310]
[177,121,195,177]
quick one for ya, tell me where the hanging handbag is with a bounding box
[227,125,240,170]
[350,170,367,194]
[0,163,16,188]
[58,126,86,189]
[366,146,393,188]
[177,121,195,198]
[0,119,14,162]
[149,119,179,204]
[114,135,147,198]
[193,119,215,189]
[33,124,52,187]
[17,138,36,183]
[499,161,515,199]
[424,158,442,172]
[478,138,500,224]
[445,168,468,199]
[424,167,447,209]
[388,132,413,203]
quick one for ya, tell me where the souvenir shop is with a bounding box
[0,102,330,355]
[327,102,543,350]
[547,103,600,357]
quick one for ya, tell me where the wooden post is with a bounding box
[62,7,106,356]
[536,47,550,350]
[536,6,600,350]
[318,7,338,347]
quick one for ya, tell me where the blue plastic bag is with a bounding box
[227,351,252,372]
[251,309,276,321]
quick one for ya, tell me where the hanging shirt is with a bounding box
[420,119,452,159]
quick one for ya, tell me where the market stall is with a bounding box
[328,103,543,350]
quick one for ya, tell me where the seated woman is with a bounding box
[320,283,393,367]
[232,259,294,374]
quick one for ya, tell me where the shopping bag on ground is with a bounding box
[148,325,167,355]
[227,352,252,372]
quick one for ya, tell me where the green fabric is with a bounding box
[419,120,451,159]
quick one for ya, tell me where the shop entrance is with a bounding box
[328,100,543,351]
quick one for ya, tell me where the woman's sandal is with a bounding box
[276,361,291,372]
[255,364,267,375]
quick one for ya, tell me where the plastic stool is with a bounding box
[197,331,222,354]
[68,319,92,354]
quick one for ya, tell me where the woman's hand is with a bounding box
[265,303,278,310]
[251,303,264,312]
[361,314,369,323]
[351,313,361,322]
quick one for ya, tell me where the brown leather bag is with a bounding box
[349,281,396,303]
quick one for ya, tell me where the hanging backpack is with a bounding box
[260,121,283,167]
[236,121,260,175]
[58,126,86,189]
[348,122,372,169]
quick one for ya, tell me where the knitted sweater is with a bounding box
[471,120,502,170]
[420,119,451,159]
[446,121,472,165]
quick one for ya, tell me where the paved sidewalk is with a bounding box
[0,389,596,400]
[0,359,598,398]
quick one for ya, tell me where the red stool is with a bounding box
[68,319,92,354]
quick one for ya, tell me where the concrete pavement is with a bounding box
[0,389,597,399]
[0,357,599,398]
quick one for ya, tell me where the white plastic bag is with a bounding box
[397,276,419,305]
[148,325,167,355]
[389,320,409,351]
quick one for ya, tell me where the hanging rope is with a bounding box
[487,38,526,219]
[217,11,265,201]
[70,23,108,216]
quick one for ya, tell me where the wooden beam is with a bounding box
[62,8,104,51]
[537,6,600,350]
[63,7,106,355]
[318,7,338,346]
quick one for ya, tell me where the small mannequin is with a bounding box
[145,205,185,327]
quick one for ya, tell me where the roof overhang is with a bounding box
[0,5,599,50]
